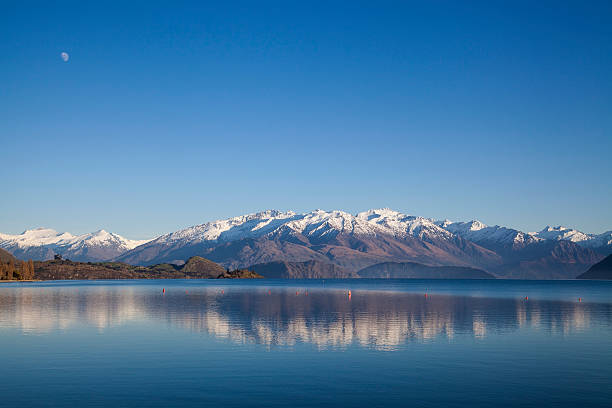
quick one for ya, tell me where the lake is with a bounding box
[1,279,611,407]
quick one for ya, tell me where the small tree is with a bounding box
[19,261,27,280]
[7,260,14,280]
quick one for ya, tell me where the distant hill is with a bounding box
[250,260,357,279]
[32,256,261,280]
[0,248,16,263]
[357,262,495,279]
[576,255,612,280]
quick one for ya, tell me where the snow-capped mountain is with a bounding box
[116,208,501,270]
[124,208,467,252]
[355,209,455,241]
[433,219,608,278]
[433,219,611,255]
[533,226,612,253]
[0,228,151,262]
[534,226,591,242]
[436,220,542,250]
[137,208,454,247]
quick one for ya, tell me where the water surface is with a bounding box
[1,279,611,407]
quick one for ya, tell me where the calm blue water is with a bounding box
[1,279,611,407]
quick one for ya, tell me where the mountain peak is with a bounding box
[21,227,60,235]
[468,220,487,231]
[437,219,453,228]
[534,225,590,243]
[251,209,295,218]
[540,225,567,233]
[356,208,404,221]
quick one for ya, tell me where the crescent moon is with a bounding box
[61,52,69,62]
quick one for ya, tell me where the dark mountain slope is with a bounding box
[577,254,612,280]
[250,260,356,279]
[493,241,604,279]
[0,248,16,263]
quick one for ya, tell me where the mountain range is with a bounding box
[2,209,610,279]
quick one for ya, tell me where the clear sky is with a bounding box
[2,1,611,239]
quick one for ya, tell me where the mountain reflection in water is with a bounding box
[2,281,609,350]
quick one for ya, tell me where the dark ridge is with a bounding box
[250,260,357,279]
[576,254,612,280]
[0,248,16,263]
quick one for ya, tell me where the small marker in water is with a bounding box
[578,297,582,302]
[162,288,165,294]
[525,296,528,300]
[348,290,352,300]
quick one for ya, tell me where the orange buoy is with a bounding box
[525,296,528,300]
[348,290,352,300]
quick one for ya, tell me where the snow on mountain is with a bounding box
[355,208,454,241]
[436,220,611,255]
[533,226,612,252]
[432,219,607,278]
[72,229,151,251]
[534,226,591,242]
[146,208,457,247]
[131,208,610,256]
[0,228,76,248]
[0,228,151,261]
[589,231,612,249]
[436,220,542,248]
[152,210,300,245]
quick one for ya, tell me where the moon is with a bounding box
[61,52,69,62]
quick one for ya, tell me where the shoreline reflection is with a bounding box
[1,286,610,349]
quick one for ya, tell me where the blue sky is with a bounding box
[2,1,611,238]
